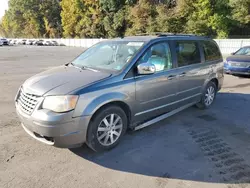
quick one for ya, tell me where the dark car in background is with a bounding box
[51,40,59,46]
[224,46,250,76]
[35,40,44,46]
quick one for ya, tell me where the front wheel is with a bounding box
[196,82,217,109]
[86,105,127,152]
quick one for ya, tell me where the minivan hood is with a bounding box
[226,55,250,62]
[22,66,111,96]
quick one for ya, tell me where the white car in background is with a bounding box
[0,38,9,45]
[10,39,18,45]
[18,39,27,45]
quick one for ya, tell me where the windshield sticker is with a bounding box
[114,66,122,70]
[127,42,144,47]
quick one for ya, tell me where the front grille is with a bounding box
[17,89,40,114]
[229,61,250,68]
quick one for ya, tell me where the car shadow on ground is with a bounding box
[70,92,250,184]
[226,73,250,79]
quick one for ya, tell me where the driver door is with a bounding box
[134,42,179,121]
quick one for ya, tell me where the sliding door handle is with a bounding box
[179,72,186,77]
[167,75,176,80]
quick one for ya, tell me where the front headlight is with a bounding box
[42,95,79,113]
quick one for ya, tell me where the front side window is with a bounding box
[202,41,222,61]
[137,42,173,72]
[71,41,144,71]
[176,41,201,67]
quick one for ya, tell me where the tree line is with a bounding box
[0,0,250,39]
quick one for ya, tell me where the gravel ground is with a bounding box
[0,46,250,188]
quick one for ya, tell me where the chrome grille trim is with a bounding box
[228,61,250,68]
[17,89,40,114]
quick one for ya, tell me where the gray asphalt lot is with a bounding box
[0,46,250,188]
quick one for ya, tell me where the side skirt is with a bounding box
[134,101,198,131]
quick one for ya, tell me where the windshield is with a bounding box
[235,47,250,56]
[71,41,145,71]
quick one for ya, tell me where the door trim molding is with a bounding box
[141,93,176,105]
[135,93,201,116]
[176,86,201,95]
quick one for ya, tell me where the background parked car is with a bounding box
[18,39,27,45]
[9,40,14,45]
[51,41,59,46]
[31,40,38,45]
[224,46,250,76]
[35,40,44,46]
[0,38,9,45]
[25,40,34,45]
[43,40,53,46]
[11,39,18,45]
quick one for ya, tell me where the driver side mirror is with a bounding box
[231,52,235,55]
[137,62,156,75]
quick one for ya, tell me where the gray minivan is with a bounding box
[15,34,224,152]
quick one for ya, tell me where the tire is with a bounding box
[196,81,217,109]
[86,105,128,152]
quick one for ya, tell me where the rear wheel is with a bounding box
[86,105,127,152]
[196,82,217,109]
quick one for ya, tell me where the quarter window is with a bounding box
[137,42,173,72]
[176,41,201,67]
[202,41,222,61]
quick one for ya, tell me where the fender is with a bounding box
[202,72,219,92]
[74,92,131,117]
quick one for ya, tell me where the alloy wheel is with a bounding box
[204,86,215,106]
[97,114,123,146]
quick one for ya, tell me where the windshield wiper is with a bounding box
[81,66,99,72]
[68,62,82,70]
[68,63,99,72]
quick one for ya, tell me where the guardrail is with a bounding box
[10,38,250,54]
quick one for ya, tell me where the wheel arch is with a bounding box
[202,75,219,92]
[81,92,132,125]
[89,101,131,125]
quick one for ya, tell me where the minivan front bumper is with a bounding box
[16,102,91,148]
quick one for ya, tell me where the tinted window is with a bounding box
[202,41,222,61]
[176,41,201,67]
[137,42,172,72]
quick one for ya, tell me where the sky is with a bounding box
[0,0,9,19]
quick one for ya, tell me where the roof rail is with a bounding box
[158,33,197,37]
[135,32,200,37]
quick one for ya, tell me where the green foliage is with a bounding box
[0,0,62,38]
[61,0,103,38]
[229,0,250,24]
[0,0,250,38]
[185,0,231,38]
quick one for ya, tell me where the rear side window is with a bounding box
[176,41,201,67]
[202,41,222,61]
